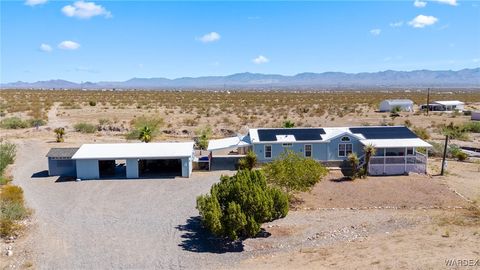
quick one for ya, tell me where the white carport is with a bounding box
[207,135,251,152]
[206,135,252,171]
[72,142,194,179]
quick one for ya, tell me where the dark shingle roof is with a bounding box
[257,128,325,142]
[46,148,79,158]
[349,127,418,139]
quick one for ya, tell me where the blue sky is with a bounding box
[1,0,479,83]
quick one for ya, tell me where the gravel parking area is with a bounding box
[12,140,241,269]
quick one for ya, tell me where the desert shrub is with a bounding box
[74,122,97,133]
[441,122,469,141]
[238,150,257,170]
[1,201,29,220]
[455,151,468,161]
[98,118,111,125]
[263,150,328,194]
[462,122,480,133]
[196,126,212,150]
[0,219,18,238]
[0,185,24,205]
[0,175,12,186]
[413,126,431,140]
[196,170,288,240]
[131,116,164,130]
[27,118,46,127]
[0,142,16,176]
[282,120,295,128]
[89,100,97,106]
[0,117,29,129]
[404,119,412,127]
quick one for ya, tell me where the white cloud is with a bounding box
[389,21,404,27]
[62,1,112,19]
[58,40,80,50]
[40,43,52,52]
[370,29,381,36]
[252,55,269,64]
[198,32,221,43]
[408,15,438,28]
[414,0,427,7]
[25,0,47,6]
[432,0,457,6]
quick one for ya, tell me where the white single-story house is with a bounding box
[47,142,194,179]
[379,99,414,112]
[208,126,432,176]
[471,111,480,121]
[420,100,465,112]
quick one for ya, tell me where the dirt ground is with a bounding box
[299,171,469,210]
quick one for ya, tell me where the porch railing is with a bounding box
[367,151,427,175]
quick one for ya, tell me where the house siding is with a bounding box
[326,134,363,161]
[254,142,328,163]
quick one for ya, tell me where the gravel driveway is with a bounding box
[12,140,240,269]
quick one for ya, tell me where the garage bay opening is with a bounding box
[139,159,182,178]
[99,160,127,179]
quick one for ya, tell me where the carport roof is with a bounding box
[72,142,194,160]
[46,148,79,158]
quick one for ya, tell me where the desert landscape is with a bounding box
[0,89,479,269]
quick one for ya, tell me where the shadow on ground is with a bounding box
[176,216,244,253]
[31,170,49,178]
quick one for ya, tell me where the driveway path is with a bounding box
[12,139,237,269]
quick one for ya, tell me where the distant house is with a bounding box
[209,126,432,176]
[472,111,480,121]
[420,100,465,112]
[379,99,414,112]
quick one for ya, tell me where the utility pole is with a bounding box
[440,134,449,176]
[426,87,430,116]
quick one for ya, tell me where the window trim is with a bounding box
[338,143,353,157]
[264,145,272,159]
[304,144,312,157]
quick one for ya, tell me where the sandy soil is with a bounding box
[299,171,469,210]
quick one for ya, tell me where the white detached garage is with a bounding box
[379,99,414,112]
[72,142,194,179]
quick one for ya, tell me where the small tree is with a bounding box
[282,120,295,128]
[138,126,153,143]
[54,127,65,143]
[196,170,288,240]
[196,126,212,150]
[347,153,359,179]
[390,106,401,119]
[238,150,257,170]
[363,144,376,177]
[263,150,328,194]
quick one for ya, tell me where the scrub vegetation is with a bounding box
[0,141,30,238]
[196,170,288,240]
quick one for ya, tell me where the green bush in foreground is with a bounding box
[263,150,328,194]
[196,170,288,240]
[74,122,97,133]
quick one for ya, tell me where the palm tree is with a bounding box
[363,144,376,176]
[54,127,65,143]
[347,153,359,179]
[138,126,152,143]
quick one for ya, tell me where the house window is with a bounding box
[304,144,312,157]
[339,143,353,157]
[264,145,272,159]
[282,143,292,147]
[341,136,351,142]
[407,147,414,155]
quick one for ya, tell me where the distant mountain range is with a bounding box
[2,68,479,90]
